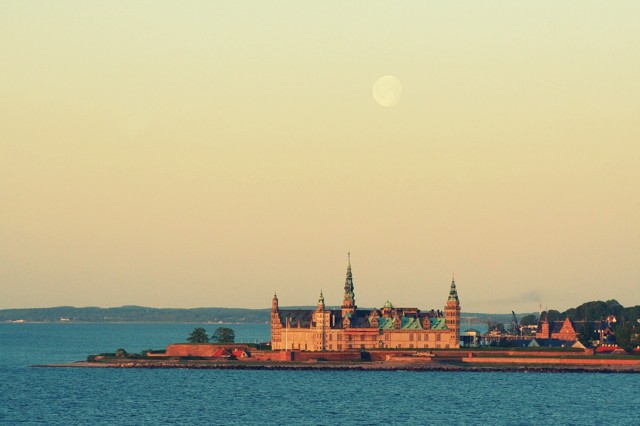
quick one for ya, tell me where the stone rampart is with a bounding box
[290,351,362,362]
[165,344,251,357]
[463,357,640,366]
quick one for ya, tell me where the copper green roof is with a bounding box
[373,316,448,330]
[401,317,422,329]
[430,317,448,330]
[376,317,395,329]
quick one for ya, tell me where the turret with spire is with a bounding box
[313,289,329,350]
[448,274,459,302]
[270,292,283,349]
[341,253,356,317]
[444,275,461,347]
[316,290,325,311]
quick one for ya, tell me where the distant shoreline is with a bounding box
[2,321,258,325]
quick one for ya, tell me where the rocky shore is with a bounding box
[33,359,640,373]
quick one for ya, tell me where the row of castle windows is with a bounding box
[324,343,450,350]
[326,334,378,342]
[385,332,441,341]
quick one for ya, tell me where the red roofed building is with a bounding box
[212,348,231,358]
[536,317,578,341]
[595,344,624,354]
[231,349,249,358]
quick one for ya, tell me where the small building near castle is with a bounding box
[535,317,578,341]
[270,255,461,351]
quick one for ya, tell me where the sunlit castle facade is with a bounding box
[271,255,461,351]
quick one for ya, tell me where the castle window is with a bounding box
[348,335,352,341]
[360,344,365,349]
[338,344,342,350]
[385,332,390,341]
[348,344,352,349]
[417,334,422,341]
[360,335,365,341]
[371,335,376,341]
[409,333,414,341]
[436,334,441,341]
[329,334,332,341]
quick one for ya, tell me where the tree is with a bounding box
[519,314,538,326]
[115,348,128,358]
[541,310,562,322]
[614,321,633,353]
[187,327,209,343]
[212,327,235,343]
[575,322,599,348]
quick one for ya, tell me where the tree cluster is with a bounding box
[187,327,235,344]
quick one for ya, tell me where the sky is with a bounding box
[1,1,639,313]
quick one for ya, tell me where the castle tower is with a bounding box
[270,292,282,350]
[444,276,461,348]
[313,289,329,351]
[341,253,356,317]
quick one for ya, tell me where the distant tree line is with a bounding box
[187,327,235,344]
[518,299,640,324]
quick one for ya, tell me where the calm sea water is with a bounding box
[1,323,638,425]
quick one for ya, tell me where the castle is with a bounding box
[270,255,461,351]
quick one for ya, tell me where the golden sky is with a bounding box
[1,1,638,312]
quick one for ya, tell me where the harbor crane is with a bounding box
[511,311,520,336]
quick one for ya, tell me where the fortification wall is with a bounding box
[462,357,640,366]
[165,344,251,357]
[290,351,362,362]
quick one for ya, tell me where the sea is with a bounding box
[1,323,638,425]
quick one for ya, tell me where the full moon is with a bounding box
[373,75,402,107]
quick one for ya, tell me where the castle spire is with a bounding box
[271,292,279,312]
[448,276,459,302]
[317,289,325,310]
[341,252,356,316]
